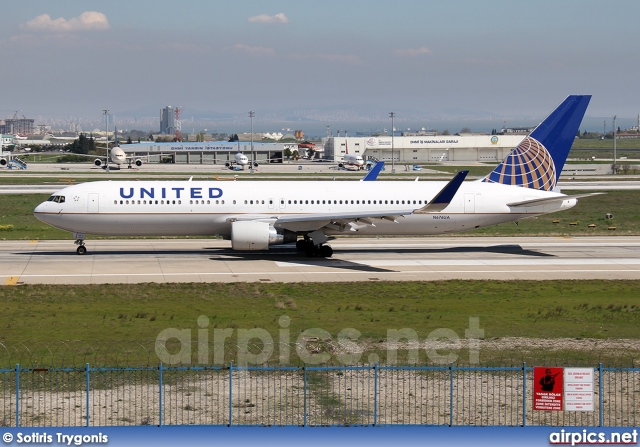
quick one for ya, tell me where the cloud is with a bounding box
[394,47,432,57]
[21,11,110,32]
[248,13,289,24]
[232,43,275,56]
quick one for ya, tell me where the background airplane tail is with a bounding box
[481,95,591,191]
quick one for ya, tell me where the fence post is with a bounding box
[228,362,233,426]
[598,363,604,427]
[15,364,19,428]
[522,362,527,427]
[303,366,307,427]
[85,363,90,427]
[159,363,163,427]
[373,364,378,426]
[449,363,454,427]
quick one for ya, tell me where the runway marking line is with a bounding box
[4,276,19,286]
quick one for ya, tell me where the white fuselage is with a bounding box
[342,153,365,169]
[33,180,577,238]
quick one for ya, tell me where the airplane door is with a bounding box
[464,193,475,213]
[88,193,99,213]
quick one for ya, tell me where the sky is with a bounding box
[2,0,640,133]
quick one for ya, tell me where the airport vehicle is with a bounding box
[34,96,595,257]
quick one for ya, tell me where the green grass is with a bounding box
[471,189,640,236]
[0,281,638,366]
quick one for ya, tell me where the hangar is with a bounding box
[120,141,296,165]
[324,134,528,163]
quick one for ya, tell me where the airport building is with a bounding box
[324,134,528,163]
[122,134,529,165]
[122,141,295,164]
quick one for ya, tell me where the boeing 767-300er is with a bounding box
[35,95,597,257]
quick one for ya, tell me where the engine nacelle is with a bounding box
[338,162,344,168]
[225,161,231,167]
[231,221,296,250]
[135,159,143,167]
[94,158,103,167]
[0,158,7,167]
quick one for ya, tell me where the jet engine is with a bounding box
[231,221,296,250]
[135,159,143,167]
[94,159,103,167]
[0,158,7,167]
[338,162,344,168]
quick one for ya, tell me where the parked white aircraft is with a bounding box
[338,141,365,170]
[225,150,259,170]
[35,96,596,257]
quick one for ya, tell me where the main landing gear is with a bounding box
[296,238,333,258]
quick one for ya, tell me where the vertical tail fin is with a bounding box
[481,95,591,190]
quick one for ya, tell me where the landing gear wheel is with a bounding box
[304,244,333,258]
[319,245,333,258]
[76,245,87,255]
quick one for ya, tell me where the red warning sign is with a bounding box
[533,367,564,411]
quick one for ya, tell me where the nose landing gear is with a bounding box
[73,233,87,255]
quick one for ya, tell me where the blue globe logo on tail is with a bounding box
[481,95,591,191]
[482,136,556,190]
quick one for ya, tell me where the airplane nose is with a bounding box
[33,201,49,221]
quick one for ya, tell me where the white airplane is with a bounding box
[91,145,147,169]
[338,141,365,170]
[225,150,259,171]
[35,95,597,257]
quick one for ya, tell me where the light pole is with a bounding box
[103,109,109,172]
[389,112,395,174]
[613,115,617,174]
[249,111,255,172]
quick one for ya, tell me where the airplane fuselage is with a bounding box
[34,179,576,238]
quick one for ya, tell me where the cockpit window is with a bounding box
[47,195,66,203]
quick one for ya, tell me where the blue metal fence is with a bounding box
[0,363,637,427]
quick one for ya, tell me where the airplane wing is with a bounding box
[506,192,604,208]
[229,171,468,233]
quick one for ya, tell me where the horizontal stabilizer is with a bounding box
[414,170,468,213]
[507,192,604,208]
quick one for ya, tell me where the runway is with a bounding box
[2,236,639,285]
